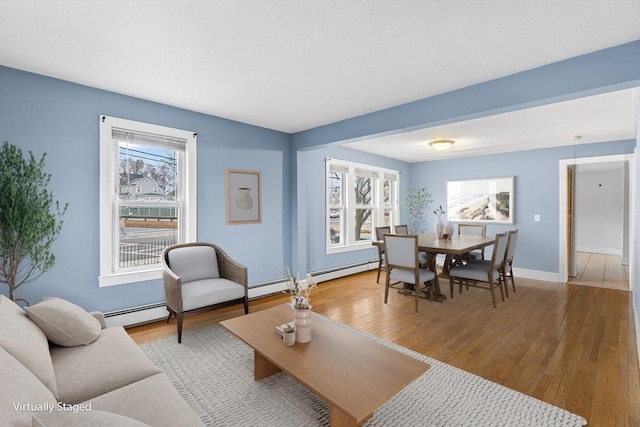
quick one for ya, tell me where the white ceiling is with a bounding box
[0,0,639,160]
[343,87,640,162]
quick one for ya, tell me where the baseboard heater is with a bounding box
[105,260,379,328]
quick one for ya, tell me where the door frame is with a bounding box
[558,153,635,287]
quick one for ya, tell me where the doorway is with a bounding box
[558,153,635,291]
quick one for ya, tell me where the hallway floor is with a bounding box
[568,251,629,290]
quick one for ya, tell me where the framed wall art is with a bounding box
[226,169,262,224]
[446,176,514,224]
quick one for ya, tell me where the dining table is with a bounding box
[372,232,496,302]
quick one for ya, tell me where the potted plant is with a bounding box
[402,187,433,234]
[0,142,68,303]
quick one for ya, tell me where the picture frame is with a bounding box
[226,169,262,225]
[446,176,514,224]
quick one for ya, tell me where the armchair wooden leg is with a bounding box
[177,312,184,344]
[166,311,172,323]
[244,298,249,314]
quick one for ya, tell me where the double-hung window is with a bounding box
[326,159,399,254]
[99,116,197,286]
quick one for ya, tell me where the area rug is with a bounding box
[140,314,587,427]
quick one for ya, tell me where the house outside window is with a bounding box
[326,158,399,254]
[99,116,196,286]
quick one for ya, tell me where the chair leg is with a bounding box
[509,263,516,293]
[244,298,249,314]
[176,312,184,344]
[376,260,383,283]
[166,311,172,323]
[449,278,454,299]
[489,281,497,308]
[502,271,510,298]
[384,277,390,304]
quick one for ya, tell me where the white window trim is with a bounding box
[98,115,197,286]
[326,158,399,255]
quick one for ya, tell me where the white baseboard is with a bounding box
[512,267,561,283]
[105,304,167,328]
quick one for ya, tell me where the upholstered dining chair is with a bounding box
[448,232,508,308]
[458,223,488,261]
[162,242,248,343]
[502,229,519,297]
[394,224,408,234]
[383,233,436,312]
[374,226,391,283]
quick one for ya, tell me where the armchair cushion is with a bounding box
[182,278,246,311]
[168,245,219,282]
[25,297,102,347]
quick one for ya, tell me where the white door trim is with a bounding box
[558,153,635,284]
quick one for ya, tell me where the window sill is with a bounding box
[326,242,375,255]
[98,268,162,287]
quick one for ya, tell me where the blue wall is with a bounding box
[409,141,635,275]
[0,66,291,312]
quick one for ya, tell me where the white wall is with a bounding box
[575,164,625,256]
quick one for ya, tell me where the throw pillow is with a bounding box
[25,297,101,347]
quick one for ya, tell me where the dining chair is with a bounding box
[374,226,391,283]
[394,224,408,234]
[458,223,488,261]
[502,229,519,297]
[383,233,436,312]
[448,232,508,308]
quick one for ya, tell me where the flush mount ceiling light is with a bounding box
[428,139,455,151]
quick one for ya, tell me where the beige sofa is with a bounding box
[0,295,204,427]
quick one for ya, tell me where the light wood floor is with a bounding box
[569,251,629,291]
[128,271,640,426]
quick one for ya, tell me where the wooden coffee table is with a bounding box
[220,304,429,427]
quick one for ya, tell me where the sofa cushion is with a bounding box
[32,409,150,427]
[85,373,204,427]
[182,278,245,311]
[168,245,219,283]
[25,297,101,347]
[0,346,57,427]
[0,295,58,397]
[50,326,161,404]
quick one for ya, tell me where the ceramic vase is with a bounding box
[444,222,454,238]
[434,217,444,239]
[235,187,253,210]
[293,307,312,343]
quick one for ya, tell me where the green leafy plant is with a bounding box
[402,187,433,234]
[0,141,68,301]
